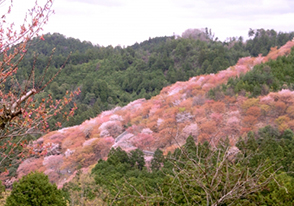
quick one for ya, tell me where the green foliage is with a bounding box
[88,126,294,205]
[91,147,165,205]
[157,128,294,205]
[5,172,66,206]
[0,180,5,199]
[62,170,106,206]
[237,126,294,175]
[129,149,145,170]
[184,135,197,153]
[245,29,294,56]
[151,148,164,171]
[258,125,280,139]
[281,129,294,140]
[209,47,294,99]
[107,147,130,165]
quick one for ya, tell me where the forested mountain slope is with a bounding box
[13,29,294,129]
[9,40,294,188]
[4,28,291,182]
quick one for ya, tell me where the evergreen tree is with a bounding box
[281,129,294,140]
[151,149,164,171]
[258,125,280,139]
[129,149,145,170]
[5,172,66,206]
[107,147,129,165]
[184,135,197,155]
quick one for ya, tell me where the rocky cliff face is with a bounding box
[14,41,294,188]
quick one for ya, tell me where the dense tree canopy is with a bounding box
[209,46,294,99]
[5,172,66,206]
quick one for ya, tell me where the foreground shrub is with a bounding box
[5,172,66,206]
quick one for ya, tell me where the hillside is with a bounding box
[13,29,294,130]
[6,40,294,188]
[3,29,294,182]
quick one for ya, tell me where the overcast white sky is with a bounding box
[2,0,294,47]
